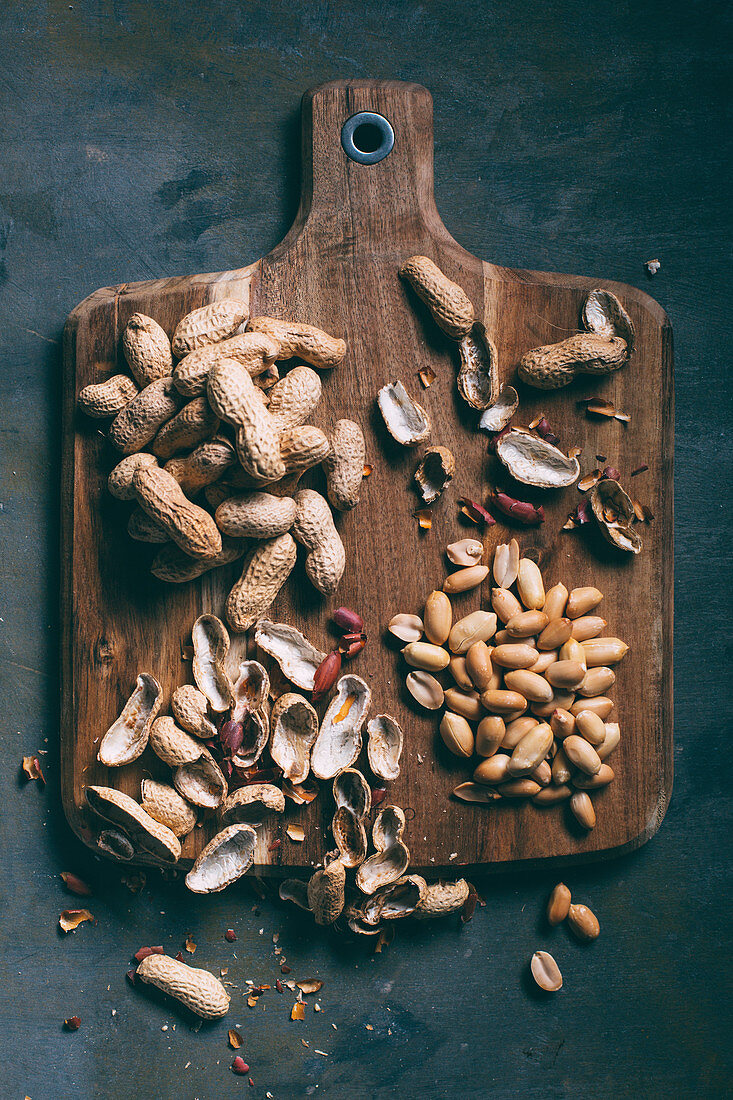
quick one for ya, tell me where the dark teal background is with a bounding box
[0,1,730,1097]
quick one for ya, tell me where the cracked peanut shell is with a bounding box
[496,428,580,489]
[311,674,372,780]
[270,693,319,783]
[97,672,162,767]
[85,785,181,864]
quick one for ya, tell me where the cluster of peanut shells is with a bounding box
[86,611,468,921]
[388,537,627,832]
[77,301,366,631]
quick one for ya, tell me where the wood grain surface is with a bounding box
[61,80,673,873]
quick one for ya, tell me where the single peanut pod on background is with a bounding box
[172,299,248,358]
[546,882,572,925]
[473,753,511,786]
[570,791,597,829]
[475,715,505,757]
[501,716,537,750]
[517,559,545,610]
[563,735,602,776]
[225,532,297,633]
[480,689,527,716]
[443,565,489,594]
[246,316,346,369]
[444,687,482,722]
[132,465,222,558]
[439,712,474,758]
[574,709,607,747]
[323,418,365,511]
[109,377,183,454]
[580,637,629,667]
[570,615,607,641]
[292,489,345,596]
[506,609,549,638]
[399,255,475,339]
[491,587,523,624]
[136,954,230,1019]
[569,695,614,720]
[537,618,572,651]
[78,374,139,418]
[566,587,603,619]
[542,582,568,620]
[402,642,450,672]
[207,358,285,481]
[151,395,219,460]
[504,670,554,703]
[518,333,628,390]
[449,655,473,691]
[491,643,538,670]
[173,332,279,396]
[122,313,174,385]
[424,590,452,645]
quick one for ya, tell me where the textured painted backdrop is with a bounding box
[0,1,730,1097]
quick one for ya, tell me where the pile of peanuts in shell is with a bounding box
[388,536,627,831]
[77,300,367,631]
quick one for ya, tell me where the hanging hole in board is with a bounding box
[341,112,395,165]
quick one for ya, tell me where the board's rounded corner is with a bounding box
[64,283,123,336]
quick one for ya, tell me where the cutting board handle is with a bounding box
[284,79,457,252]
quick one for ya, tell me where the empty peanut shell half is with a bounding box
[414,446,455,504]
[360,875,426,924]
[457,323,499,410]
[479,385,520,432]
[254,619,327,692]
[270,693,319,784]
[192,614,234,712]
[231,660,269,724]
[85,786,181,864]
[332,805,368,869]
[590,478,643,554]
[333,768,372,820]
[311,675,372,780]
[97,672,162,767]
[367,714,404,781]
[496,429,580,489]
[307,856,346,925]
[279,878,311,911]
[173,747,227,809]
[355,806,410,895]
[582,289,635,352]
[377,381,431,446]
[219,783,285,825]
[185,824,257,893]
[231,704,270,769]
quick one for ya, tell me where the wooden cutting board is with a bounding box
[61,79,673,874]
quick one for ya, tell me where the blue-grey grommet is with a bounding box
[341,112,395,165]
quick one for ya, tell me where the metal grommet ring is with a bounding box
[341,112,394,165]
